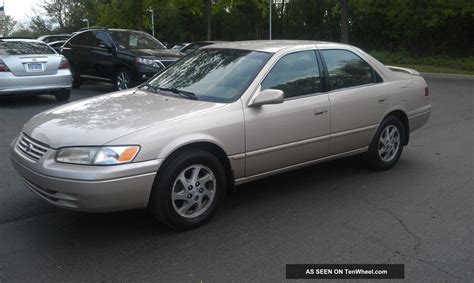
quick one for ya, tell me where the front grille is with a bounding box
[16,134,49,161]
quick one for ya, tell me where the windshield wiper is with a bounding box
[157,87,199,100]
[141,82,158,93]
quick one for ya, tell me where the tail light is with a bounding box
[424,87,429,96]
[59,56,70,69]
[0,59,10,72]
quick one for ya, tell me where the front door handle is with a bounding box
[314,109,328,116]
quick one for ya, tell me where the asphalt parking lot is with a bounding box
[0,77,473,281]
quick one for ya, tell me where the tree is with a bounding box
[97,0,144,30]
[0,15,17,37]
[14,0,472,56]
[9,23,36,38]
[41,0,72,29]
[29,15,53,35]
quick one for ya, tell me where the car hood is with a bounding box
[127,48,182,60]
[23,89,225,148]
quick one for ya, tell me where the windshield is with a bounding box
[147,49,271,103]
[110,30,166,49]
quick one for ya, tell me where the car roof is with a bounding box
[0,38,45,43]
[48,40,66,45]
[81,28,154,35]
[204,40,349,53]
[38,34,71,39]
[107,28,147,33]
[191,41,222,44]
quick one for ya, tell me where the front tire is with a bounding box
[366,116,405,171]
[148,149,227,230]
[115,68,131,91]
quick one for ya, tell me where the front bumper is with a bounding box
[134,64,162,83]
[0,69,72,95]
[10,136,162,212]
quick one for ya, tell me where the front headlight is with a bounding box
[56,146,140,165]
[136,57,161,68]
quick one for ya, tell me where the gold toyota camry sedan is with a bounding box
[10,41,431,229]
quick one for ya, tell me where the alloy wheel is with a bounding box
[171,164,216,218]
[378,125,400,162]
[116,71,130,90]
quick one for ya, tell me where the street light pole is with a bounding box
[82,19,89,29]
[269,0,272,40]
[148,8,155,37]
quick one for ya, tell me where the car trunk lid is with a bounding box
[0,40,60,76]
[2,55,60,76]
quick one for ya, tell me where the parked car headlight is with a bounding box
[136,57,161,68]
[56,146,140,165]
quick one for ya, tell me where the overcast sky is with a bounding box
[3,0,37,23]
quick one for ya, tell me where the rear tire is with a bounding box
[53,89,71,102]
[72,76,81,89]
[148,148,227,230]
[70,63,81,89]
[366,116,405,171]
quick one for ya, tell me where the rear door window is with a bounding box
[92,31,114,48]
[0,41,55,55]
[321,49,380,91]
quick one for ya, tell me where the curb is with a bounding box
[421,72,474,80]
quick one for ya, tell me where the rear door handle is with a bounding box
[378,98,388,104]
[314,109,328,116]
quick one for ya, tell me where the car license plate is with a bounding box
[26,63,43,72]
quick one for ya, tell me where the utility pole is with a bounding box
[148,8,155,37]
[269,0,272,40]
[340,0,349,43]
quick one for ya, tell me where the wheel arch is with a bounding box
[157,141,235,193]
[114,64,132,76]
[382,109,410,145]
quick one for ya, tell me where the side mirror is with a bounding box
[99,42,112,51]
[249,89,284,107]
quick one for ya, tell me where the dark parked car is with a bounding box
[179,41,221,54]
[37,34,71,43]
[47,40,66,53]
[61,28,183,90]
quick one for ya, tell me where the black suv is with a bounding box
[61,28,182,90]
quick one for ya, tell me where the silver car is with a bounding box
[10,41,431,229]
[0,39,72,101]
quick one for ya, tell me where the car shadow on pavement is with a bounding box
[225,155,369,209]
[25,155,372,237]
[0,93,61,106]
[0,82,116,107]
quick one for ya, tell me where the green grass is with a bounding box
[370,51,474,76]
